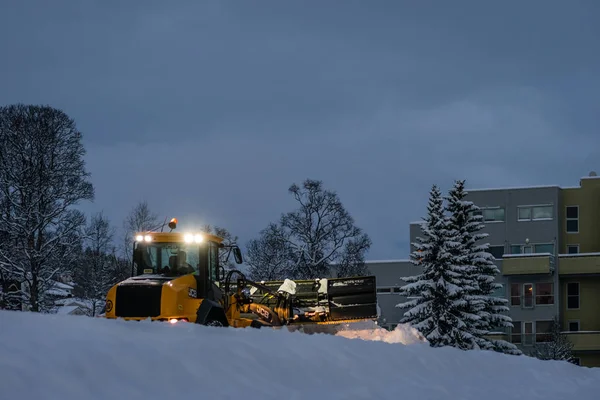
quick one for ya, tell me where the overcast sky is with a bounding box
[1,1,599,260]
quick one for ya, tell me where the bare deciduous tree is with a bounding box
[73,212,116,316]
[246,223,293,281]
[121,201,163,261]
[202,224,239,270]
[0,104,94,312]
[247,179,371,280]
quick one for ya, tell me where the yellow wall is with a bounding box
[576,353,600,368]
[560,178,600,253]
[561,277,600,331]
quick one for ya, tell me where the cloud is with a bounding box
[1,1,599,260]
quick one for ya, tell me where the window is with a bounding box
[473,207,505,222]
[482,207,505,222]
[567,282,579,309]
[535,283,554,305]
[518,207,531,221]
[535,320,553,343]
[488,245,505,259]
[523,283,533,308]
[568,320,580,332]
[492,284,505,298]
[511,321,521,343]
[510,283,520,306]
[133,241,200,276]
[566,206,579,233]
[523,322,534,345]
[517,205,554,221]
[534,244,554,254]
[510,245,522,254]
[509,243,554,255]
[567,245,579,254]
[392,287,401,293]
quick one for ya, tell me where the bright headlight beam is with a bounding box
[135,235,144,242]
[194,234,203,243]
[184,234,194,243]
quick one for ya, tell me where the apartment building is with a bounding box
[366,172,600,367]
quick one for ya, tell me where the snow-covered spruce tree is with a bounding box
[444,180,521,355]
[396,184,478,350]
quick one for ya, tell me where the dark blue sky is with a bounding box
[1,0,599,259]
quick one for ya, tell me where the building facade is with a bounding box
[366,173,600,367]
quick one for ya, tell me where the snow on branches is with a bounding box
[397,181,521,355]
[0,104,94,312]
[246,179,371,281]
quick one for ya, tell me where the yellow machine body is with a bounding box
[104,227,379,333]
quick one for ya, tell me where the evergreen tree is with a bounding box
[396,184,478,350]
[445,180,521,355]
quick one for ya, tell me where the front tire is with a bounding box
[205,320,224,327]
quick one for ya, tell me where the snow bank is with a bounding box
[1,311,599,400]
[335,320,426,345]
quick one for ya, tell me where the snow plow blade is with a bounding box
[326,277,378,321]
[247,276,378,332]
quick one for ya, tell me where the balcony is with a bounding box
[558,253,600,276]
[501,254,553,275]
[484,332,510,342]
[564,332,600,352]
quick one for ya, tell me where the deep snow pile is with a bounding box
[335,320,427,344]
[1,311,599,400]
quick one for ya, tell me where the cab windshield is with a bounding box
[134,242,200,277]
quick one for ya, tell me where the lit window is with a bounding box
[523,284,533,308]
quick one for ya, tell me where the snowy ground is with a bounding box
[1,311,599,400]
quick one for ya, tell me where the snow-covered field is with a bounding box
[1,311,599,400]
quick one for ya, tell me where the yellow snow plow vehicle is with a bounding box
[103,219,379,333]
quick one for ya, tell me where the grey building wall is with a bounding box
[364,260,421,328]
[463,186,561,254]
[463,186,561,328]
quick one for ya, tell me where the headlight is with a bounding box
[144,235,152,242]
[135,235,144,242]
[194,234,203,243]
[184,234,194,243]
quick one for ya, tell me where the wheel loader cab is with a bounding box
[131,232,224,302]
